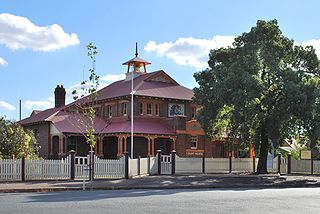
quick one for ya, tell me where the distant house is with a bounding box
[20,49,241,159]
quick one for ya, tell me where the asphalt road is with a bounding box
[1,188,320,214]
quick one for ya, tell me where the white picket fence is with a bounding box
[205,158,229,173]
[25,157,70,180]
[95,156,125,179]
[0,159,21,181]
[3,154,320,181]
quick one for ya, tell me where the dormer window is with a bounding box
[147,103,152,116]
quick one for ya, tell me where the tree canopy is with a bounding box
[0,117,39,159]
[193,20,320,173]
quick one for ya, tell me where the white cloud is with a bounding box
[0,56,8,66]
[101,74,125,82]
[24,100,53,110]
[0,101,15,111]
[0,13,79,52]
[67,73,125,101]
[144,35,235,69]
[302,39,320,58]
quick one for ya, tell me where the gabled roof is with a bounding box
[20,70,193,126]
[96,70,193,101]
[19,107,61,125]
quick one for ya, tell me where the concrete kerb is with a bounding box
[1,174,320,193]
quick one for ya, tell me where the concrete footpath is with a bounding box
[1,174,320,193]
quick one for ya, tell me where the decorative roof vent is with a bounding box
[123,42,151,80]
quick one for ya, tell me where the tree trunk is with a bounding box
[257,123,269,174]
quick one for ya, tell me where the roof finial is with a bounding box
[135,42,138,57]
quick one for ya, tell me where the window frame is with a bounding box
[139,102,144,115]
[146,103,153,116]
[122,102,127,116]
[190,135,198,149]
[108,105,112,118]
[155,103,160,116]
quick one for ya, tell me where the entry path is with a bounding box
[1,188,320,214]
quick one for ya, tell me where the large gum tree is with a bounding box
[193,20,320,173]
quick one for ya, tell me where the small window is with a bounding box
[190,136,197,149]
[155,103,160,116]
[104,106,108,117]
[147,103,152,115]
[122,103,127,116]
[108,105,112,118]
[191,107,197,119]
[168,103,184,117]
[139,102,144,115]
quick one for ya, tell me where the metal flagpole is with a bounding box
[131,66,134,159]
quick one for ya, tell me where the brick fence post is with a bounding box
[253,156,256,173]
[124,152,129,179]
[138,155,141,176]
[21,156,25,182]
[147,155,151,175]
[69,150,75,180]
[171,150,176,175]
[287,153,292,174]
[277,153,281,174]
[229,155,232,174]
[157,150,162,175]
[202,152,205,174]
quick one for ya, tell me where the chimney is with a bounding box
[54,85,66,108]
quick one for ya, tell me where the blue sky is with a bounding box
[1,0,320,120]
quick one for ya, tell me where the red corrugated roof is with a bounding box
[50,111,108,134]
[100,118,175,135]
[19,107,60,125]
[96,70,193,101]
[20,70,193,129]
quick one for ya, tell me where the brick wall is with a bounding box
[23,122,50,159]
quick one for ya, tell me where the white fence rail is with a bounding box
[161,155,171,174]
[232,158,257,172]
[0,159,21,181]
[205,158,229,173]
[25,157,70,180]
[176,157,202,174]
[292,160,311,174]
[314,160,320,174]
[4,153,320,181]
[95,156,124,179]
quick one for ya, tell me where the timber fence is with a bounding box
[2,149,320,182]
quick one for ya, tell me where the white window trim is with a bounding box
[147,103,153,116]
[122,102,127,116]
[108,105,112,118]
[155,103,160,116]
[139,102,144,115]
[190,135,198,149]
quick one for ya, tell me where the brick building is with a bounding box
[20,48,240,159]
